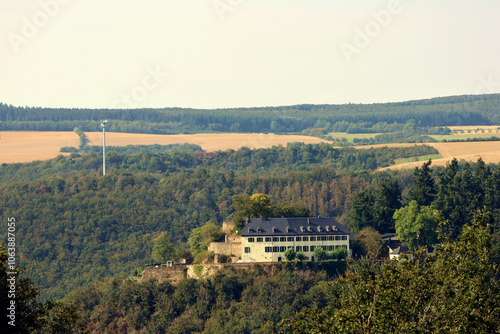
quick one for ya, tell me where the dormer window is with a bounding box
[300,226,305,232]
[317,226,322,232]
[325,226,330,232]
[307,226,312,232]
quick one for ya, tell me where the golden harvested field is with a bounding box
[448,125,500,132]
[1,131,498,169]
[0,131,78,164]
[0,131,329,164]
[371,142,500,171]
[84,132,329,151]
[354,143,426,150]
[427,125,500,141]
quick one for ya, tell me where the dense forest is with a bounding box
[1,134,500,332]
[348,159,500,243]
[1,94,498,135]
[1,141,499,304]
[61,143,203,154]
[0,143,437,185]
[0,143,435,301]
[2,212,498,333]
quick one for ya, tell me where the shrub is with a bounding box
[193,265,204,277]
[313,247,328,261]
[284,247,297,261]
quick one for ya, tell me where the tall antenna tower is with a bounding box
[101,120,108,175]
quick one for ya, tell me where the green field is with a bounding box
[393,154,442,165]
[428,133,500,141]
[328,130,500,144]
[327,132,385,142]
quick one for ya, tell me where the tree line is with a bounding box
[0,93,497,135]
[0,142,437,185]
[348,158,500,251]
[61,143,203,154]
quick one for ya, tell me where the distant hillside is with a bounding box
[0,143,437,185]
[0,94,498,134]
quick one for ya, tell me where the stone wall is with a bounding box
[208,224,242,258]
[222,222,234,234]
[142,262,282,284]
[141,265,187,285]
[208,241,242,258]
[187,263,279,279]
[227,234,241,243]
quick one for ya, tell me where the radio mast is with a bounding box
[101,120,108,175]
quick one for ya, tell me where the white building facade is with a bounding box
[241,217,350,262]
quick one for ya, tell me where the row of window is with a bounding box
[243,244,349,254]
[247,236,347,243]
[264,245,347,253]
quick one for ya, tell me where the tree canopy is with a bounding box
[1,94,498,135]
[152,232,175,263]
[281,210,500,333]
[407,159,437,207]
[354,226,383,258]
[232,193,311,232]
[393,201,439,251]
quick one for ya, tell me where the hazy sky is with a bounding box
[1,0,499,109]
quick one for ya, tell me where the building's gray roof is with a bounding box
[381,233,397,239]
[389,245,409,255]
[241,217,350,237]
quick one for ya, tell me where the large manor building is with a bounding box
[240,217,350,262]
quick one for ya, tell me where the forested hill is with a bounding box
[1,140,499,306]
[0,143,436,186]
[0,143,436,301]
[1,93,498,134]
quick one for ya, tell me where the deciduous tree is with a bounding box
[354,226,383,258]
[152,232,175,263]
[281,210,500,333]
[393,200,438,251]
[284,247,296,262]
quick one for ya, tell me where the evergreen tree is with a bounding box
[373,177,401,233]
[407,159,436,207]
[281,210,500,333]
[348,191,376,232]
